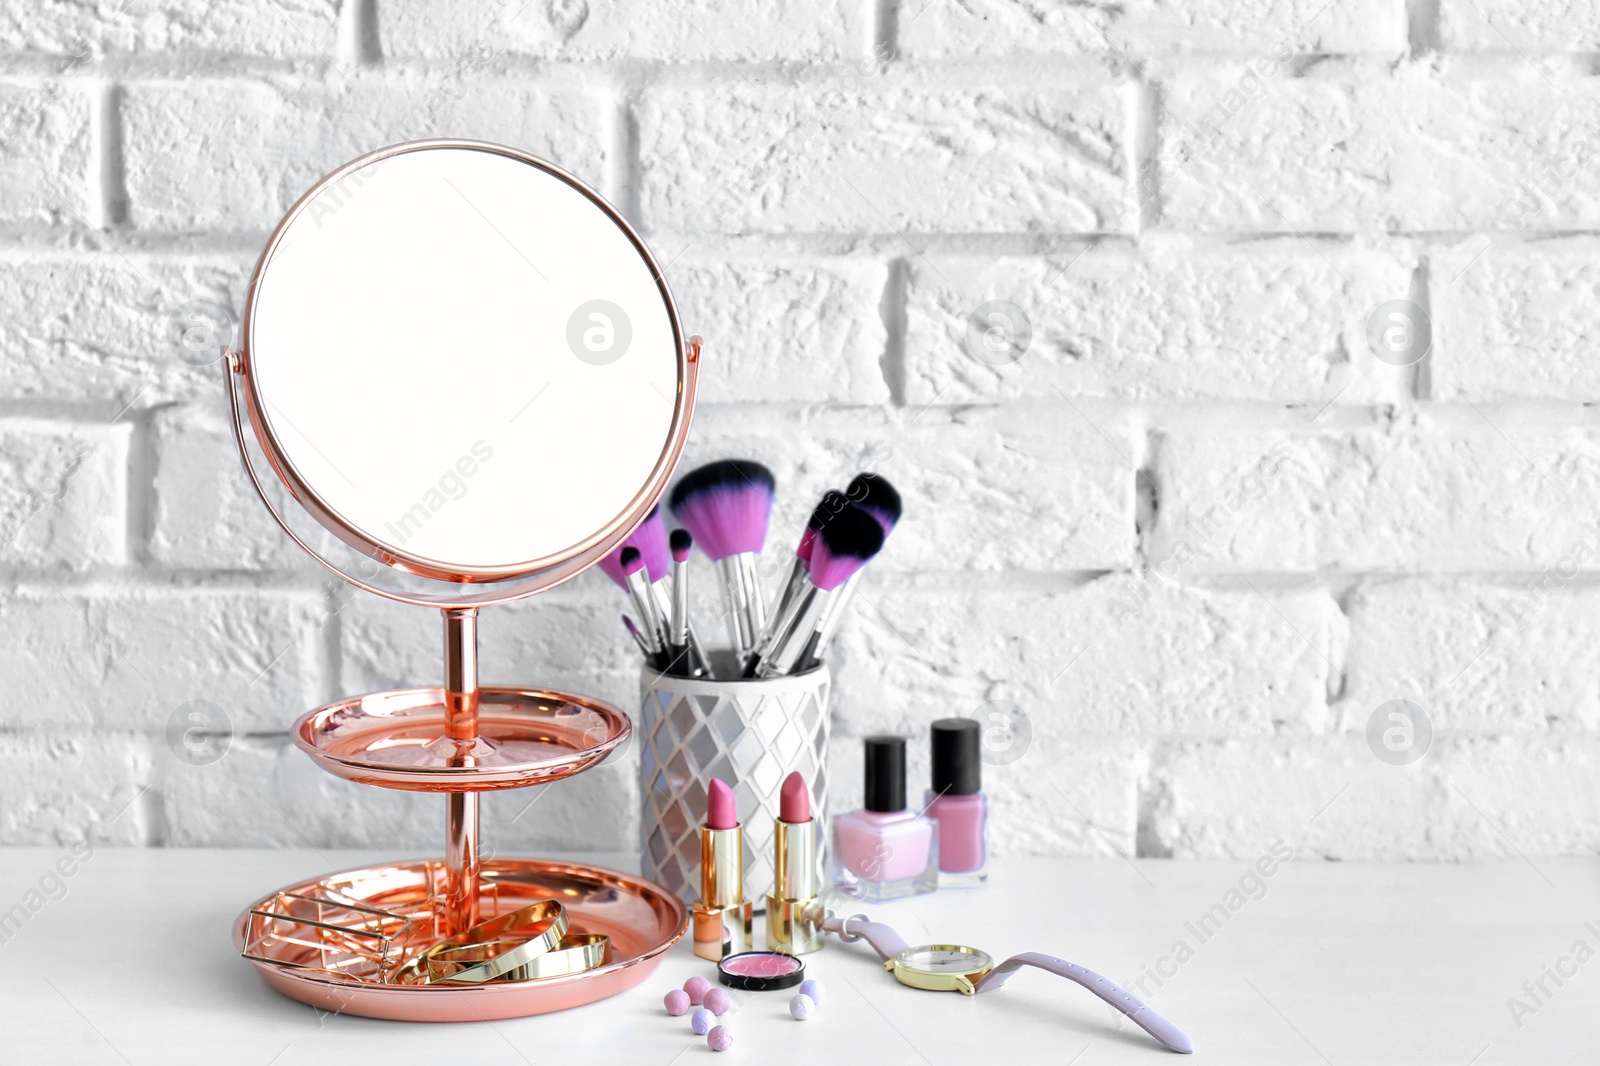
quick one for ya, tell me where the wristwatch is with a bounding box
[824,914,1193,1055]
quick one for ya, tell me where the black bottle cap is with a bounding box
[930,718,982,796]
[863,735,907,813]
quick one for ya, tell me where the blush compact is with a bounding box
[717,951,806,992]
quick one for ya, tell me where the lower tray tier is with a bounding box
[235,858,687,1021]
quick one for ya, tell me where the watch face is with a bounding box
[899,946,993,976]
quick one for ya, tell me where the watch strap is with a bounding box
[974,952,1193,1055]
[822,913,909,963]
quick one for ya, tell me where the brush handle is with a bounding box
[756,585,830,678]
[745,569,800,676]
[652,579,709,677]
[797,569,861,671]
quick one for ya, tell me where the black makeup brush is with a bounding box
[749,489,847,676]
[669,460,776,659]
[755,504,884,678]
[799,474,901,669]
[768,489,846,642]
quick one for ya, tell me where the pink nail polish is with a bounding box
[924,719,988,886]
[832,736,938,902]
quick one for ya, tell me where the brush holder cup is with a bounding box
[639,662,831,904]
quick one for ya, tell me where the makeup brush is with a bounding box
[755,504,884,678]
[597,505,672,587]
[664,528,713,678]
[621,547,668,670]
[767,489,846,646]
[621,614,650,660]
[669,459,776,659]
[800,473,902,669]
[847,472,902,537]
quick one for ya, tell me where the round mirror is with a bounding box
[234,140,695,594]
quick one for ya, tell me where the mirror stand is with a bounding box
[442,607,482,936]
[225,139,700,1021]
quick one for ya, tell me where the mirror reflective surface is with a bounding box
[244,141,683,579]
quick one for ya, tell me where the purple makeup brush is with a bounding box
[774,491,844,615]
[801,474,901,668]
[669,528,692,657]
[621,613,650,660]
[597,505,671,588]
[756,504,884,678]
[664,527,713,677]
[755,489,846,676]
[621,546,667,669]
[669,459,776,658]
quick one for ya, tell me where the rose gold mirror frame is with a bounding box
[223,138,700,610]
[221,139,702,942]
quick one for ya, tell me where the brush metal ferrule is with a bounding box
[624,569,664,655]
[716,554,766,657]
[652,580,708,676]
[693,822,752,960]
[766,818,824,954]
[756,586,831,678]
[669,560,689,647]
[769,556,810,637]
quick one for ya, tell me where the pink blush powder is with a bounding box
[722,953,799,977]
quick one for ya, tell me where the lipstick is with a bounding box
[693,778,753,961]
[766,771,824,954]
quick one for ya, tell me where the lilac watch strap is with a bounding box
[823,914,909,962]
[974,952,1193,1055]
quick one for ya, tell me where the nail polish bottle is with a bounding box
[924,718,988,886]
[832,735,939,902]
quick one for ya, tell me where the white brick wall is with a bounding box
[1,0,1591,863]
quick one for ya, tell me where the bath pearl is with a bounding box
[663,989,691,1016]
[789,993,815,1020]
[683,975,712,1005]
[691,1007,714,1035]
[798,978,822,1005]
[703,987,731,1015]
[708,1025,733,1052]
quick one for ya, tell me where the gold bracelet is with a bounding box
[496,933,609,981]
[422,900,568,984]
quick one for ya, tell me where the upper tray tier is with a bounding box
[292,686,630,792]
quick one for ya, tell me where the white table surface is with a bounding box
[1,848,1595,1064]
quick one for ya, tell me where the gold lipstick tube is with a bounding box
[692,823,753,961]
[766,817,824,954]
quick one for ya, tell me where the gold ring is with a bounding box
[422,900,569,984]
